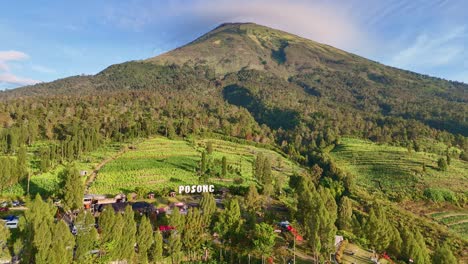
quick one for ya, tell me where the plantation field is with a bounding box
[330,138,468,200]
[429,211,468,240]
[0,142,126,197]
[88,136,297,195]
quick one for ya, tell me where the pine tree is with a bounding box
[75,210,98,263]
[99,207,123,261]
[206,141,214,154]
[183,208,205,261]
[167,122,176,139]
[48,220,75,264]
[438,157,448,171]
[0,223,11,262]
[168,232,182,264]
[254,153,265,181]
[387,225,403,257]
[401,227,430,264]
[119,205,137,262]
[296,179,337,261]
[365,206,392,252]
[59,164,84,212]
[137,216,154,264]
[151,231,163,263]
[200,151,207,176]
[432,242,457,264]
[252,223,276,263]
[337,196,353,231]
[16,144,27,180]
[20,194,56,263]
[244,184,261,213]
[34,220,53,264]
[214,198,243,255]
[200,192,216,227]
[221,156,227,178]
[169,206,185,230]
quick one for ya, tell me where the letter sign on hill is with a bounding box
[178,185,215,194]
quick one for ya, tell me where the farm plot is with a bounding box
[1,142,125,197]
[330,138,468,198]
[429,211,468,240]
[88,136,297,195]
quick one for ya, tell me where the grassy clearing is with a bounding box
[330,137,468,199]
[88,136,296,195]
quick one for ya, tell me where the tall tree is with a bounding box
[206,141,214,154]
[75,210,98,264]
[200,151,207,176]
[296,178,337,261]
[432,242,457,264]
[244,184,261,213]
[401,227,430,264]
[151,231,163,263]
[0,223,11,262]
[168,232,182,264]
[365,206,392,252]
[183,208,205,261]
[200,192,217,227]
[438,157,448,171]
[221,156,227,178]
[59,164,84,212]
[16,144,27,180]
[169,207,185,230]
[337,196,353,231]
[48,220,75,264]
[99,207,123,261]
[119,205,137,262]
[252,223,276,263]
[19,194,56,263]
[137,216,154,264]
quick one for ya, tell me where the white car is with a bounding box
[5,219,19,229]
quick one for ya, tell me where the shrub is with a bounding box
[423,188,458,203]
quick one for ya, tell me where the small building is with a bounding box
[334,235,344,248]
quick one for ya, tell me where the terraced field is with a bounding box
[330,138,468,199]
[88,136,296,195]
[429,211,468,240]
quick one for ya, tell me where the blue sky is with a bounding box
[1,0,467,89]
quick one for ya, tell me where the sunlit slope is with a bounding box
[330,137,468,201]
[89,136,297,195]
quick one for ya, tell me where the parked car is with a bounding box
[5,218,19,229]
[2,215,18,222]
[0,207,9,212]
[12,200,22,207]
[0,201,9,207]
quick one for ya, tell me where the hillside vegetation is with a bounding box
[0,22,467,263]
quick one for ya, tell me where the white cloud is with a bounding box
[0,72,40,86]
[390,26,466,69]
[0,50,29,61]
[0,50,41,87]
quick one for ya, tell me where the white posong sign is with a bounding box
[178,184,215,194]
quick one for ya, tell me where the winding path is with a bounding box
[84,147,129,194]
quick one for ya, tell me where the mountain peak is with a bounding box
[146,22,356,77]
